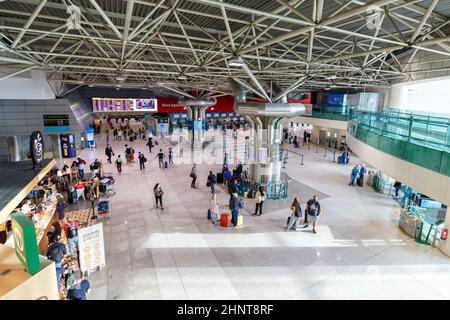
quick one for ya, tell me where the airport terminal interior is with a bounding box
[0,0,450,300]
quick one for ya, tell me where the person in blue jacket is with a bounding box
[359,163,367,186]
[349,165,359,186]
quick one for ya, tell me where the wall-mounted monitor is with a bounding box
[92,98,158,112]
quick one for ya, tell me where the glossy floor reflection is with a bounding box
[71,128,450,300]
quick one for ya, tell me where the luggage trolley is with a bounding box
[97,199,111,221]
[99,173,115,197]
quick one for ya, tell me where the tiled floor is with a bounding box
[68,126,450,300]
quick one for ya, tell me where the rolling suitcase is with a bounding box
[220,213,230,227]
[164,161,168,169]
[237,215,243,226]
[357,177,363,187]
[68,190,78,204]
[216,172,224,183]
[207,209,211,220]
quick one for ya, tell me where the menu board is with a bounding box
[92,98,157,112]
[78,223,106,273]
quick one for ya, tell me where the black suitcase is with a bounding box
[68,190,78,204]
[357,177,363,187]
[129,136,134,142]
[216,172,224,183]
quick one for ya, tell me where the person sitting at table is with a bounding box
[21,199,34,214]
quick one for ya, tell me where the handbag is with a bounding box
[206,181,211,187]
[189,172,195,178]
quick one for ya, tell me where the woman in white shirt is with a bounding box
[209,193,219,224]
[253,187,266,216]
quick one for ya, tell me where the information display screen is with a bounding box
[92,98,157,112]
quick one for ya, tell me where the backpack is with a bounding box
[48,243,64,263]
[309,201,319,216]
[143,157,147,163]
[67,223,78,238]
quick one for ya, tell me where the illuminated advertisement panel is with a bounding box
[92,98,158,112]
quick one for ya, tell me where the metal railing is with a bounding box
[349,110,450,176]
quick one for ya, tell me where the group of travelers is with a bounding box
[349,163,367,187]
[286,195,322,234]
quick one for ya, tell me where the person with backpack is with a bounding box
[253,187,266,216]
[105,144,114,164]
[306,195,322,234]
[349,164,360,186]
[153,183,164,209]
[190,164,197,188]
[229,193,243,228]
[64,218,79,258]
[138,152,147,170]
[115,155,123,174]
[286,197,302,231]
[207,171,216,194]
[66,270,90,300]
[45,235,67,290]
[156,149,165,169]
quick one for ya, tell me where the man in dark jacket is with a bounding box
[46,235,67,290]
[207,171,216,194]
[229,193,242,227]
[105,145,114,163]
[138,152,146,170]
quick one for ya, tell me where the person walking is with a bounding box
[358,163,367,187]
[138,152,147,170]
[306,195,321,234]
[229,193,242,228]
[105,144,114,164]
[286,197,302,231]
[115,155,123,174]
[146,137,153,153]
[253,187,266,216]
[156,149,165,168]
[125,144,131,165]
[223,152,229,168]
[113,128,118,141]
[190,164,197,188]
[117,129,122,141]
[207,171,216,194]
[153,183,164,209]
[45,235,67,290]
[349,164,360,186]
[168,148,174,166]
[64,218,79,258]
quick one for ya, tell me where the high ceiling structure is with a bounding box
[0,0,450,99]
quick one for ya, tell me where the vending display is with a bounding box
[60,134,76,158]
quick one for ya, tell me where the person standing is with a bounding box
[349,165,360,186]
[55,195,66,223]
[66,271,90,300]
[77,157,86,179]
[64,218,79,258]
[190,164,197,188]
[115,155,123,174]
[359,163,367,187]
[105,144,114,164]
[113,128,118,141]
[393,181,402,198]
[45,235,67,291]
[209,193,219,224]
[153,183,164,209]
[125,144,131,165]
[223,153,229,168]
[253,187,266,216]
[117,129,122,141]
[138,152,146,170]
[207,171,216,194]
[229,193,242,228]
[306,195,321,234]
[156,149,165,168]
[286,197,302,231]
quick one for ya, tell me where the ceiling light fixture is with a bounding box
[88,84,94,87]
[177,75,187,80]
[116,76,125,81]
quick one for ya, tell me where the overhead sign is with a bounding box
[78,223,106,274]
[11,212,41,275]
[43,114,70,132]
[92,98,157,112]
[30,131,44,165]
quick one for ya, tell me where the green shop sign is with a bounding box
[11,212,41,275]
